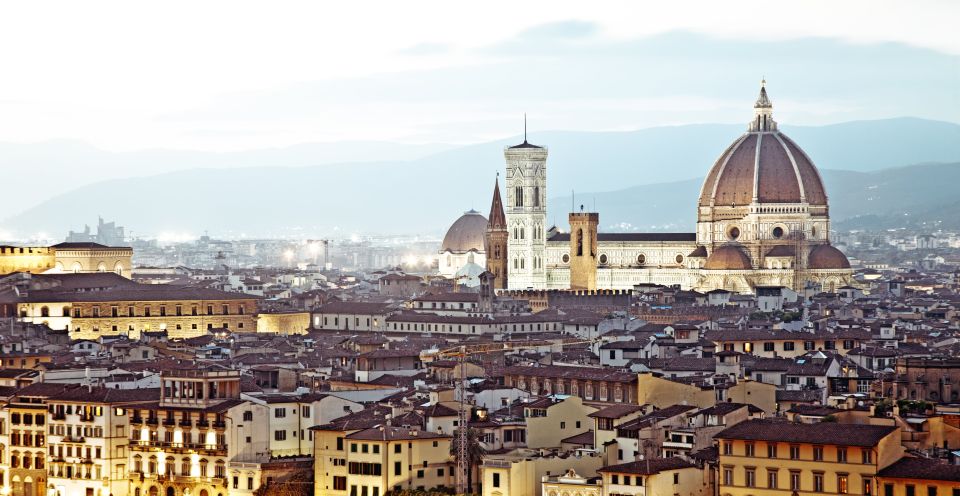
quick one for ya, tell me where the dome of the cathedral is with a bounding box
[698,84,827,208]
[441,210,488,254]
[807,244,851,270]
[704,245,753,270]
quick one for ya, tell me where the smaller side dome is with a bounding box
[808,244,851,269]
[441,210,488,254]
[704,246,752,270]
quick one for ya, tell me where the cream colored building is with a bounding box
[482,452,603,496]
[312,426,454,496]
[50,242,133,278]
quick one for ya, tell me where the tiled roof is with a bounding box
[346,426,449,441]
[502,365,636,383]
[878,457,960,482]
[716,419,897,447]
[599,457,694,475]
[588,404,645,419]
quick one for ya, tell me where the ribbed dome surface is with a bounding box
[704,245,752,270]
[699,132,827,208]
[441,210,487,254]
[808,244,851,269]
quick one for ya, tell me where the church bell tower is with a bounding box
[504,120,548,289]
[485,176,508,290]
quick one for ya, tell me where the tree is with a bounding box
[450,427,487,494]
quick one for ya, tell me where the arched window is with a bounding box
[133,455,143,473]
[115,262,124,276]
[533,186,540,207]
[520,227,525,240]
[167,486,176,496]
[40,306,49,317]
[97,261,107,272]
[72,262,82,273]
[199,459,209,477]
[515,186,524,207]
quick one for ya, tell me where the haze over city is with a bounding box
[1,4,960,496]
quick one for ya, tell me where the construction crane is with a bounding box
[434,336,609,495]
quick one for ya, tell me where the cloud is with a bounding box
[517,20,599,40]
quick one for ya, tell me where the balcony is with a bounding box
[64,435,85,443]
[132,416,144,424]
[52,413,66,421]
[146,418,159,426]
[197,420,210,428]
[179,419,192,427]
[163,418,176,426]
[79,414,94,422]
[212,421,226,429]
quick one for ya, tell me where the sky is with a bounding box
[0,0,958,152]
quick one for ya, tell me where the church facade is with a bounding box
[485,83,854,294]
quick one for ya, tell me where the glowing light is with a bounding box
[350,233,360,243]
[283,249,295,261]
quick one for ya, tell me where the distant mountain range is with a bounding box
[3,117,960,238]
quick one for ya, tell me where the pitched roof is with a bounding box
[878,457,960,482]
[716,419,897,447]
[599,457,694,475]
[346,426,450,441]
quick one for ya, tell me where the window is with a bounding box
[745,469,756,488]
[372,445,379,454]
[723,468,733,486]
[560,422,566,429]
[789,445,800,459]
[394,444,401,454]
[274,430,287,441]
[745,443,755,457]
[885,484,895,496]
[928,487,937,496]
[767,443,777,458]
[362,444,369,453]
[790,471,801,491]
[814,473,824,492]
[813,446,824,461]
[767,470,778,489]
[437,468,444,477]
[333,476,347,491]
[907,486,916,496]
[395,462,402,476]
[864,479,873,496]
[838,474,849,494]
[763,342,775,352]
[862,449,873,464]
[493,473,500,488]
[837,447,847,463]
[612,475,619,484]
[723,442,733,455]
[784,341,795,351]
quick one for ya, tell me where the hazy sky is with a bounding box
[1,0,958,152]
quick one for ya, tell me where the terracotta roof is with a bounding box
[698,130,827,207]
[716,419,897,447]
[346,426,449,441]
[589,404,645,419]
[561,430,594,446]
[808,244,851,270]
[600,457,694,475]
[878,457,960,482]
[704,245,752,270]
[502,365,636,383]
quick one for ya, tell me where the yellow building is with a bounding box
[0,246,55,274]
[876,457,960,496]
[1,393,49,496]
[525,396,597,449]
[716,419,903,496]
[257,311,311,335]
[635,373,777,413]
[312,426,454,496]
[50,242,133,278]
[17,286,258,339]
[598,457,711,496]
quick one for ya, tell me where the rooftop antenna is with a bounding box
[524,113,527,142]
[571,190,575,214]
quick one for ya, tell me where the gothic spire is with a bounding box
[487,174,507,230]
